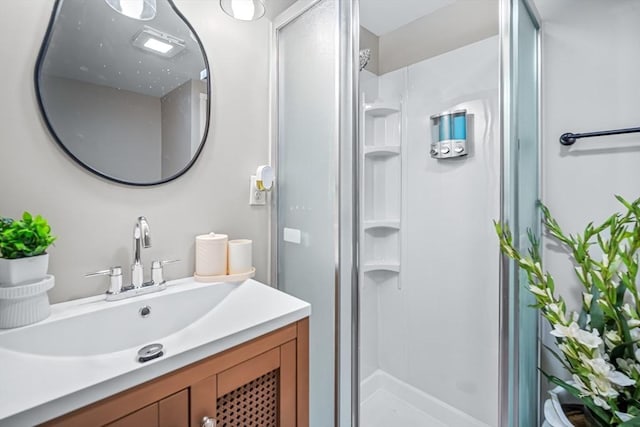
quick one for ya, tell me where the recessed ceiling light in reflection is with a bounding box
[144,38,172,54]
[132,26,186,58]
[220,0,265,21]
[104,0,157,21]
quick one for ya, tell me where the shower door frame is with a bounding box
[498,0,542,425]
[269,0,359,426]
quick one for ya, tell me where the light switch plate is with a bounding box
[249,176,266,205]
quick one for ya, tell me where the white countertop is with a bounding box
[0,278,310,426]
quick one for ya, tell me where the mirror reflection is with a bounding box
[36,0,210,185]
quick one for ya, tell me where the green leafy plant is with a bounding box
[495,196,640,426]
[0,212,56,259]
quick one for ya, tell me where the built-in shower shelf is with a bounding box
[364,219,400,230]
[362,262,400,273]
[364,146,401,158]
[364,102,401,117]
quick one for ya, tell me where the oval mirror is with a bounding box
[36,0,210,185]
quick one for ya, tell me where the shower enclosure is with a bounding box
[271,0,540,425]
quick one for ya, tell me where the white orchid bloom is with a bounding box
[608,370,635,387]
[592,395,610,410]
[605,330,621,348]
[584,356,635,387]
[577,329,604,349]
[583,292,593,307]
[529,285,546,297]
[550,322,580,339]
[551,322,603,348]
[615,412,634,422]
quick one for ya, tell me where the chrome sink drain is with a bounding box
[137,343,163,363]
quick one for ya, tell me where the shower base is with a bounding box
[360,370,491,427]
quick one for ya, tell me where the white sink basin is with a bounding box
[0,277,310,426]
[0,281,236,356]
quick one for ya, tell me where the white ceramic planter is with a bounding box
[0,275,54,328]
[0,254,49,286]
[543,386,583,427]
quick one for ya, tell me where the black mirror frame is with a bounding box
[34,0,212,187]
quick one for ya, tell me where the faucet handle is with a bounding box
[151,259,180,285]
[85,266,123,295]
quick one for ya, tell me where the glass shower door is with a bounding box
[274,2,340,426]
[504,0,540,425]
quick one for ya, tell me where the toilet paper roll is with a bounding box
[195,233,228,276]
[228,239,252,275]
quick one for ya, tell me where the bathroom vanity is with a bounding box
[44,319,308,427]
[0,279,310,426]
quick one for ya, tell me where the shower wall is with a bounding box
[360,35,500,426]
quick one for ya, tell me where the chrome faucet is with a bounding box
[85,216,179,301]
[132,216,151,288]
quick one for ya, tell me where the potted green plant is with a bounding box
[0,212,56,286]
[496,196,640,426]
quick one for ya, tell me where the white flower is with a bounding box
[628,319,640,328]
[608,370,635,387]
[529,285,546,297]
[551,322,579,338]
[593,395,610,410]
[551,322,603,348]
[583,292,593,307]
[605,330,621,348]
[577,329,604,349]
[584,356,635,387]
[615,412,634,422]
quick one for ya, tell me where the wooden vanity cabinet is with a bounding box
[43,318,309,427]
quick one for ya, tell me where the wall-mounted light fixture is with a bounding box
[220,0,266,21]
[105,0,157,21]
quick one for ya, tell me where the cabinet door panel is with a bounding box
[280,340,297,427]
[159,390,189,427]
[217,347,280,396]
[191,376,217,427]
[106,403,158,427]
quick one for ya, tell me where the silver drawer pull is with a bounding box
[201,416,216,427]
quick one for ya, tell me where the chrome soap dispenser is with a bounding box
[430,109,468,159]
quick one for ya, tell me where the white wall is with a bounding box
[378,1,498,75]
[0,1,271,303]
[161,80,192,179]
[41,76,162,182]
[359,27,379,75]
[361,36,500,426]
[533,0,640,384]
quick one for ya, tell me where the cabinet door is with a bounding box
[106,403,158,427]
[191,375,217,427]
[191,343,297,427]
[159,390,189,427]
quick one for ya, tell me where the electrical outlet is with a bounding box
[249,176,266,206]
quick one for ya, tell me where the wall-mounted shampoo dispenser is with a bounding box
[430,109,467,159]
